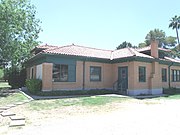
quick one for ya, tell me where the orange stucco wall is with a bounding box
[113,61,171,95]
[158,64,180,88]
[42,63,53,91]
[53,61,113,90]
[159,64,169,88]
[27,60,180,93]
[149,62,162,90]
[113,61,156,91]
[113,61,136,90]
[84,62,113,89]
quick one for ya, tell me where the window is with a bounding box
[176,70,180,82]
[139,66,146,82]
[90,66,101,81]
[172,69,180,82]
[53,64,68,82]
[30,67,34,79]
[162,68,167,82]
[174,70,177,82]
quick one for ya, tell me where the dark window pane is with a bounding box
[177,70,180,82]
[52,64,68,82]
[53,64,60,82]
[162,68,167,82]
[60,65,68,81]
[139,66,146,82]
[90,66,101,81]
[31,68,34,79]
[172,70,180,82]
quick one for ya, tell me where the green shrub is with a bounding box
[163,87,180,95]
[0,68,4,80]
[26,79,42,94]
[36,89,114,96]
[7,68,26,88]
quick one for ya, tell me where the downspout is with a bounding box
[82,60,85,90]
[168,62,173,88]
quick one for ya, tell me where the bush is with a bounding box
[0,68,4,80]
[26,79,42,94]
[163,87,180,95]
[36,89,114,96]
[7,68,26,88]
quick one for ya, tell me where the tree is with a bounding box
[144,29,176,48]
[145,29,165,47]
[116,41,133,49]
[138,42,147,48]
[164,36,177,48]
[169,15,180,50]
[171,46,180,58]
[0,0,42,67]
[0,67,4,80]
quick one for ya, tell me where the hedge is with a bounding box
[36,89,114,96]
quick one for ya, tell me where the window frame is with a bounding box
[172,69,180,82]
[139,66,146,82]
[90,66,101,82]
[52,64,68,82]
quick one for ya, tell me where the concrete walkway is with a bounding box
[0,90,32,127]
[0,102,27,127]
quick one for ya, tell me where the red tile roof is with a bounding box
[164,57,180,63]
[38,44,153,60]
[42,45,112,59]
[36,44,57,49]
[136,45,171,52]
[112,48,153,59]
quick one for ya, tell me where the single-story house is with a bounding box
[26,40,180,95]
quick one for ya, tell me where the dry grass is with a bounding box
[1,93,180,135]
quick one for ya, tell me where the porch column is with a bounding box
[42,63,53,91]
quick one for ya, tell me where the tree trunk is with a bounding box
[176,27,180,50]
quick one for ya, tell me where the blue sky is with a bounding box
[31,0,180,50]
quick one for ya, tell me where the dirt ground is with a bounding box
[1,98,180,135]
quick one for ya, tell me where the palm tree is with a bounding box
[169,15,180,50]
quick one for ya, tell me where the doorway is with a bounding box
[118,66,128,95]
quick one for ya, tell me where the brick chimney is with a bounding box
[150,40,159,58]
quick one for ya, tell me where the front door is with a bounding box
[118,67,128,95]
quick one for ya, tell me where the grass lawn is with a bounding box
[0,92,29,106]
[2,91,180,135]
[0,82,11,89]
[28,96,130,111]
[156,94,180,100]
[2,94,180,135]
